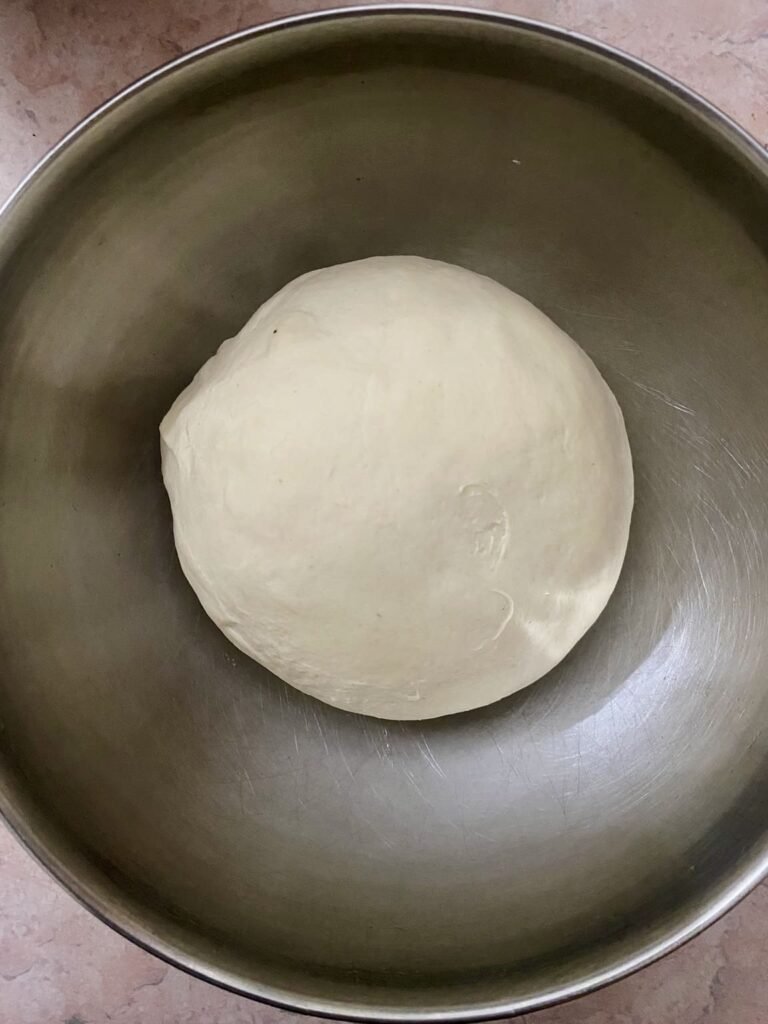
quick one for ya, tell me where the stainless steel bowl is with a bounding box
[1,6,767,1020]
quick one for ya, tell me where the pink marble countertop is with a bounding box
[2,2,768,1022]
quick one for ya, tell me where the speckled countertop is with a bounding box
[1,3,768,1023]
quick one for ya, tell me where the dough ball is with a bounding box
[161,256,633,720]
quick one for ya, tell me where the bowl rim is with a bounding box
[1,5,768,1021]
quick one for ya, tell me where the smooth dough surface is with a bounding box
[161,256,633,720]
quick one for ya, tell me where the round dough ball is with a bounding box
[161,256,633,720]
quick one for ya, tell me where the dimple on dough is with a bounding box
[160,256,634,720]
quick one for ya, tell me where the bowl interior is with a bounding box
[1,9,768,1019]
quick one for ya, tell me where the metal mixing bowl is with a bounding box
[1,6,767,1020]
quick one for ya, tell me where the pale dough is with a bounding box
[161,256,633,720]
